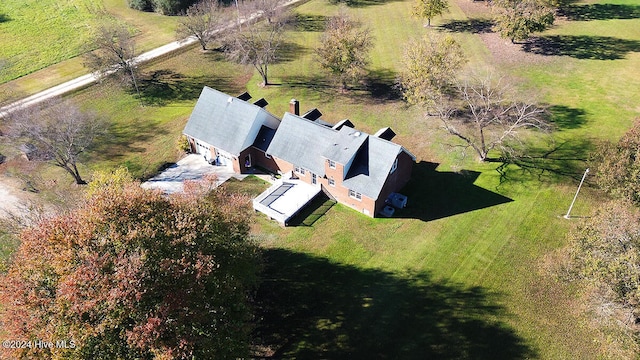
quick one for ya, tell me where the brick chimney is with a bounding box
[289,99,299,116]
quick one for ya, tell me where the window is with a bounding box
[390,158,398,174]
[328,160,336,169]
[265,153,272,159]
[294,166,306,176]
[328,178,335,187]
[349,189,362,201]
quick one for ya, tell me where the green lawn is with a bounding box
[0,0,183,100]
[1,0,640,358]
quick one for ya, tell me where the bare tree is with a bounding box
[176,0,228,51]
[6,98,108,185]
[433,74,550,162]
[223,0,288,86]
[85,23,141,99]
[316,13,373,91]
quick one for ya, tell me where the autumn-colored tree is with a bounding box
[567,200,640,324]
[412,0,449,27]
[492,0,554,43]
[315,12,373,91]
[399,34,466,105]
[590,119,640,206]
[0,177,259,359]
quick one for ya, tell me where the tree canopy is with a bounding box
[412,0,449,27]
[492,0,555,43]
[399,34,466,106]
[0,178,260,359]
[315,13,373,91]
[591,119,640,206]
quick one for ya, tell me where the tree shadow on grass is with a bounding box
[253,248,536,359]
[139,70,237,107]
[328,0,406,7]
[559,4,640,21]
[393,161,513,222]
[547,105,588,130]
[363,68,402,102]
[0,14,10,23]
[91,120,167,164]
[522,35,640,60]
[440,18,494,34]
[291,13,328,32]
[273,41,308,64]
[495,137,595,184]
[284,74,336,99]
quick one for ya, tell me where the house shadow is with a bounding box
[286,192,336,227]
[252,248,536,359]
[522,35,640,60]
[395,162,513,222]
[559,3,640,21]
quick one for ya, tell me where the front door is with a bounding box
[312,173,317,185]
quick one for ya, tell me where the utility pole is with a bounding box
[564,168,589,219]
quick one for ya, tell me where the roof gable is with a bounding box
[183,87,279,156]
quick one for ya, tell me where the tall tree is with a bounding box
[399,34,466,106]
[566,200,640,328]
[412,0,449,27]
[433,74,549,162]
[6,98,107,185]
[590,119,640,206]
[223,0,287,87]
[0,178,259,359]
[176,0,227,51]
[492,0,555,43]
[85,23,141,99]
[315,13,373,91]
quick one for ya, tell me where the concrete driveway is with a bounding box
[141,154,244,194]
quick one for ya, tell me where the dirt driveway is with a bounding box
[0,177,25,219]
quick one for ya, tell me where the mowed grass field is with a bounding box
[0,0,182,99]
[1,0,640,358]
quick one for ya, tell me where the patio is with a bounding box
[253,178,322,226]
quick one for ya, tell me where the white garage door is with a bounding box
[195,140,211,160]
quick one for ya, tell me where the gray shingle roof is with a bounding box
[267,113,414,200]
[183,87,278,156]
[266,113,336,176]
[342,136,404,199]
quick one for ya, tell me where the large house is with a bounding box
[183,87,415,224]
